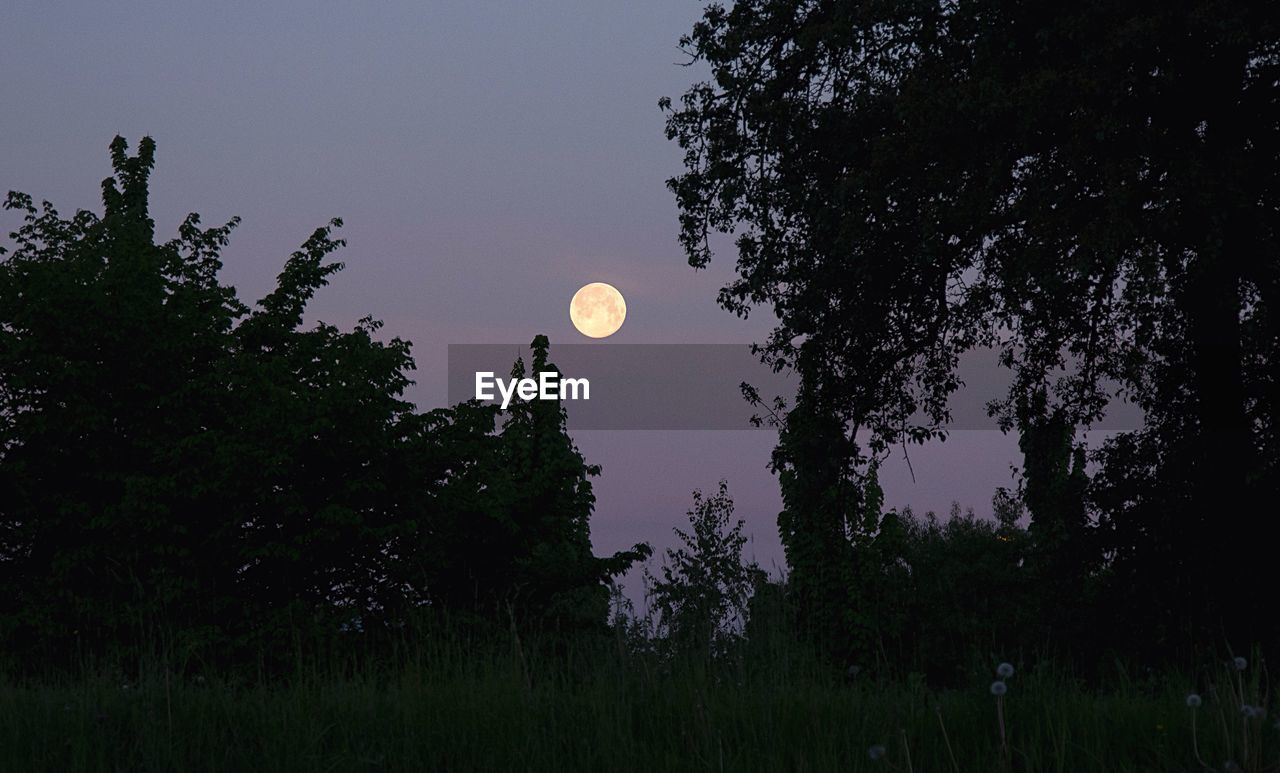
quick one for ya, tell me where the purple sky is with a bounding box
[1,1,1027,581]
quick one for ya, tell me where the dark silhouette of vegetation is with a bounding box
[644,481,762,658]
[663,0,1279,663]
[1,4,1278,755]
[3,2,1279,766]
[0,137,647,670]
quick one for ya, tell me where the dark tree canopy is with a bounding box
[0,138,644,666]
[665,1,1279,650]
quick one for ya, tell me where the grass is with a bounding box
[0,636,1274,772]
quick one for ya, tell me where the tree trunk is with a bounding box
[1184,243,1252,643]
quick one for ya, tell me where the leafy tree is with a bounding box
[0,138,432,660]
[1010,390,1091,637]
[1,137,252,657]
[646,481,759,657]
[768,391,883,658]
[664,0,1279,650]
[0,138,644,665]
[495,337,651,629]
[390,337,650,631]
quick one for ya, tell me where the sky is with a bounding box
[1,1,1027,580]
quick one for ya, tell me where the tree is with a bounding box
[767,390,881,658]
[646,481,759,657]
[398,337,650,631]
[664,0,1279,649]
[0,138,431,660]
[1,137,249,657]
[493,337,651,629]
[0,138,646,665]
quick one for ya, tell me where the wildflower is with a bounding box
[868,744,886,761]
[996,662,1014,679]
[1233,656,1248,671]
[991,680,1008,696]
[1186,694,1202,708]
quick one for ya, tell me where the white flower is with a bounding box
[991,680,1008,696]
[868,745,886,761]
[996,662,1014,679]
[1186,694,1202,708]
[1233,656,1248,671]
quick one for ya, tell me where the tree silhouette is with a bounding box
[646,481,759,658]
[0,138,645,664]
[420,337,651,628]
[665,0,1279,652]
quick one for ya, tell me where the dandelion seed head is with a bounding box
[990,680,1008,696]
[1186,694,1202,708]
[868,744,886,761]
[1233,656,1248,671]
[996,662,1014,678]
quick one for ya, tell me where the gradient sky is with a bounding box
[1,1,1027,580]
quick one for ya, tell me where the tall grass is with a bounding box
[0,632,1273,772]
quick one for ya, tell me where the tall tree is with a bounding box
[1,138,251,655]
[394,338,651,630]
[0,139,651,664]
[494,336,650,629]
[665,0,1279,648]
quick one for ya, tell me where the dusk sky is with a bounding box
[1,1,1027,577]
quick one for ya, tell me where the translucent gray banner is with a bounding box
[446,344,1144,431]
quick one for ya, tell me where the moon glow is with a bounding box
[570,282,626,338]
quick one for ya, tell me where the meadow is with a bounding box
[2,633,1272,772]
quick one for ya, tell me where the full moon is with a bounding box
[570,282,626,338]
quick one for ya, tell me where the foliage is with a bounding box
[664,0,1280,653]
[859,503,1034,683]
[0,138,645,667]
[646,481,760,657]
[436,337,652,628]
[767,393,870,658]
